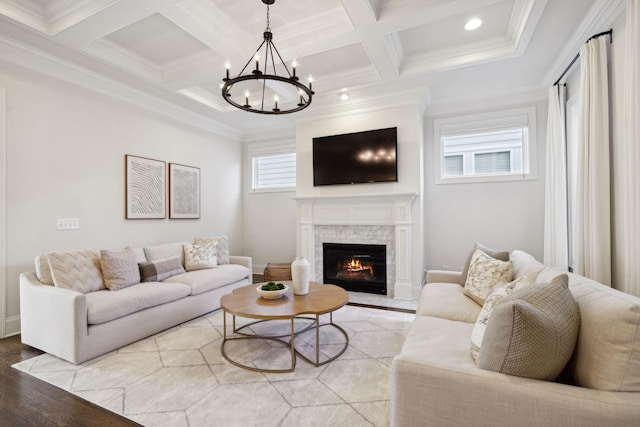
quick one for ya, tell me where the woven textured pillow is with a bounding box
[194,236,229,264]
[183,242,217,271]
[48,249,105,293]
[101,247,141,290]
[470,276,531,363]
[478,274,580,380]
[463,249,513,305]
[460,243,509,286]
[138,256,186,282]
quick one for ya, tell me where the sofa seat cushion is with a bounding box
[162,264,250,295]
[85,282,191,325]
[417,282,481,323]
[399,315,476,368]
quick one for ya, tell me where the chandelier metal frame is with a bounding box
[221,0,314,115]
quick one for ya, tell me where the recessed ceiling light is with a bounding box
[340,92,349,101]
[465,18,482,31]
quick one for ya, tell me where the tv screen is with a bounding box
[313,127,398,186]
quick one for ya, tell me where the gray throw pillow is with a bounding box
[138,256,186,282]
[460,243,509,286]
[478,274,580,381]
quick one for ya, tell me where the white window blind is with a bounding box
[444,155,463,176]
[474,151,511,174]
[252,152,296,191]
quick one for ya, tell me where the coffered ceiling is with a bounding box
[0,0,605,136]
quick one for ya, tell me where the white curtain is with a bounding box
[543,85,569,269]
[573,36,611,285]
[619,0,640,295]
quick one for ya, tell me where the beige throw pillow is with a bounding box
[478,274,580,381]
[194,236,229,264]
[460,243,509,286]
[183,242,217,271]
[101,247,141,291]
[470,276,531,363]
[463,249,513,305]
[48,249,105,293]
[35,255,54,285]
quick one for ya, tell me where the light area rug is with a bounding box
[12,305,414,427]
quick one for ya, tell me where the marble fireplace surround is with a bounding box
[295,193,417,300]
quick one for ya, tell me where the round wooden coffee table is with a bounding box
[220,282,349,373]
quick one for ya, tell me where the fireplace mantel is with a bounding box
[295,192,417,300]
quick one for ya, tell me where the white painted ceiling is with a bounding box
[0,0,602,136]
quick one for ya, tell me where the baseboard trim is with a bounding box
[5,315,20,337]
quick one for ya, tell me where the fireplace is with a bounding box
[323,243,387,295]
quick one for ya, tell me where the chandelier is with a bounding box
[221,0,314,115]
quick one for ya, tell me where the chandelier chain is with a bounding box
[265,5,270,32]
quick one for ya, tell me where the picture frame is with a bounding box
[125,155,166,219]
[169,163,200,219]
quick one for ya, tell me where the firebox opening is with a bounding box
[323,243,387,295]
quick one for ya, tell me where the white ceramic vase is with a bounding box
[291,256,310,295]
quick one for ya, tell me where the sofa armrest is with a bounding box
[426,270,461,284]
[20,272,87,363]
[229,256,253,284]
[391,355,640,427]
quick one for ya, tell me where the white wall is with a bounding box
[241,139,297,274]
[1,62,243,335]
[424,99,548,272]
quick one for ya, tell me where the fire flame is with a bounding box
[345,258,374,276]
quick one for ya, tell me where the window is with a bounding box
[249,144,296,192]
[434,107,537,184]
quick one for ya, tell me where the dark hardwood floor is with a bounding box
[0,335,140,426]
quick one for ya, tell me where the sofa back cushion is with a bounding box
[553,272,640,391]
[509,250,545,280]
[143,242,185,266]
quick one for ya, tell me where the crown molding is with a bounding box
[0,34,242,140]
[424,84,547,117]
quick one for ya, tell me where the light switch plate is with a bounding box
[56,218,80,230]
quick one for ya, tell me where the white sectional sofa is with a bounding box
[20,240,252,364]
[391,249,640,427]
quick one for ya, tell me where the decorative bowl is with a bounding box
[256,283,289,299]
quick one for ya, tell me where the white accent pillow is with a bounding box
[48,249,105,293]
[183,242,217,271]
[194,236,229,264]
[463,249,513,305]
[470,276,531,363]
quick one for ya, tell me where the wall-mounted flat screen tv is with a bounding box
[313,127,398,186]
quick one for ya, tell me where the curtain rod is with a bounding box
[553,29,612,86]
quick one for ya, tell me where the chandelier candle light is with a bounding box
[221,0,314,114]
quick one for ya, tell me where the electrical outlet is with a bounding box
[56,218,80,230]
